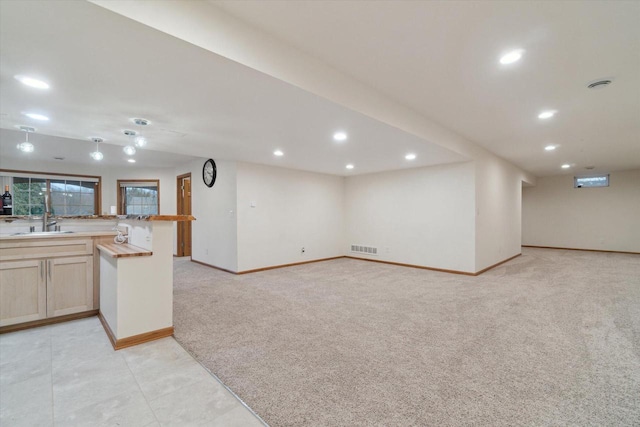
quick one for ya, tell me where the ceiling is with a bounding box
[213,0,640,177]
[0,128,197,169]
[0,0,466,176]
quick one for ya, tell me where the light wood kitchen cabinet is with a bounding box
[47,255,93,318]
[0,259,47,326]
[0,238,95,327]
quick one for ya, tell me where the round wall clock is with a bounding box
[203,158,217,188]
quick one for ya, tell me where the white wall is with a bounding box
[522,169,640,253]
[474,155,527,271]
[236,162,344,272]
[345,162,476,273]
[181,159,238,272]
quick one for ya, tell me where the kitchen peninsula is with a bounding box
[97,215,194,350]
[0,214,195,350]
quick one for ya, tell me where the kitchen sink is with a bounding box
[11,231,75,236]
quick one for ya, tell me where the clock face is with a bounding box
[203,159,217,187]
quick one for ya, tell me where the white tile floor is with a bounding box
[0,317,266,426]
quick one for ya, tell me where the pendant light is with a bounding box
[16,126,35,152]
[90,137,104,160]
[123,129,137,155]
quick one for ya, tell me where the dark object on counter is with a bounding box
[1,185,12,215]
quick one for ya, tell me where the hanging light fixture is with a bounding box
[122,129,138,155]
[123,145,136,155]
[16,126,35,152]
[90,137,104,160]
[134,136,147,148]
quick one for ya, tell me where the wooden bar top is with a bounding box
[97,243,152,258]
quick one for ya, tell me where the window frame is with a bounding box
[574,174,610,188]
[117,179,160,215]
[0,168,101,216]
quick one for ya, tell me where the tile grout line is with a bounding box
[171,337,270,427]
[121,350,162,425]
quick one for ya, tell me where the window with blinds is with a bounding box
[117,180,159,215]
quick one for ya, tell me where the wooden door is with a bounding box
[47,255,93,318]
[0,259,46,326]
[177,173,192,257]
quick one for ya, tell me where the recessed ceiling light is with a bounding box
[14,75,49,89]
[333,132,348,141]
[538,110,557,120]
[405,153,417,160]
[123,129,137,137]
[561,164,571,169]
[24,112,49,121]
[123,146,136,155]
[273,150,284,156]
[131,118,150,126]
[128,159,136,163]
[499,49,524,65]
[346,164,354,170]
[544,145,557,151]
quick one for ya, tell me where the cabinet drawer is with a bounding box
[0,238,93,261]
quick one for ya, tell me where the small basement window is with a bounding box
[574,175,609,188]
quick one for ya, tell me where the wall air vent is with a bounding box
[350,244,378,255]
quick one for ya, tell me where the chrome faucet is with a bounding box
[42,194,57,232]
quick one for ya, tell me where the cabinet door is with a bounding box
[47,256,94,318]
[0,259,46,326]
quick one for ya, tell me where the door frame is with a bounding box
[176,173,192,257]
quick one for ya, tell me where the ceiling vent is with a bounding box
[587,79,612,89]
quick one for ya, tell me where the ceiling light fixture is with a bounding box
[128,159,136,163]
[538,110,557,120]
[499,49,524,65]
[14,75,49,89]
[24,112,49,121]
[274,150,284,156]
[16,126,35,152]
[123,145,136,156]
[544,145,557,151]
[346,164,354,170]
[333,132,348,141]
[405,153,417,160]
[134,136,147,148]
[90,137,104,161]
[561,164,571,169]
[131,118,150,126]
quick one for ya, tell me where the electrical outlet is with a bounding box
[301,247,305,254]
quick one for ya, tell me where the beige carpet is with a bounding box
[173,248,640,426]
